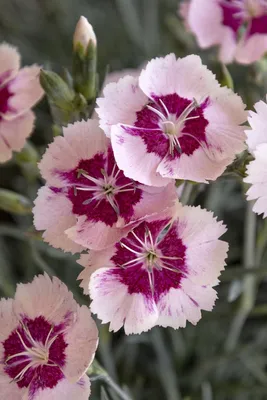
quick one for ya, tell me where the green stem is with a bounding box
[88,360,133,400]
[102,376,133,400]
[224,202,257,352]
[180,181,193,205]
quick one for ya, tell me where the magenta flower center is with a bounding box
[220,0,267,37]
[111,220,187,301]
[123,93,209,160]
[59,147,142,226]
[0,78,13,119]
[3,316,67,391]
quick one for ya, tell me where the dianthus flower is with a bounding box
[0,43,43,162]
[244,97,267,217]
[33,119,176,252]
[78,202,228,334]
[0,274,98,399]
[183,0,267,64]
[96,54,247,186]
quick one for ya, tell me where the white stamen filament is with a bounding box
[74,160,137,215]
[119,227,185,295]
[147,98,203,157]
[120,241,143,256]
[5,322,61,384]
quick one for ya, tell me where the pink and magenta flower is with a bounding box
[96,54,247,186]
[183,0,267,64]
[78,203,228,334]
[0,43,43,163]
[0,274,98,400]
[33,119,176,252]
[244,97,267,217]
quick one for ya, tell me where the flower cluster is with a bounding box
[4,9,267,399]
[32,52,247,335]
[180,0,267,64]
[0,274,98,400]
[0,44,43,162]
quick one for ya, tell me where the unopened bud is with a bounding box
[0,189,32,215]
[40,70,75,108]
[15,141,39,165]
[15,141,40,181]
[73,16,97,51]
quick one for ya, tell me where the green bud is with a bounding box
[40,70,75,110]
[73,16,97,102]
[0,189,32,215]
[15,141,39,164]
[15,141,40,181]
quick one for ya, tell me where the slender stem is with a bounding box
[224,201,257,353]
[88,360,133,400]
[180,181,193,205]
[102,376,133,400]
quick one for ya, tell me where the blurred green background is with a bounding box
[1,1,267,399]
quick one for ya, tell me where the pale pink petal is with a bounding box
[0,43,20,83]
[0,369,23,400]
[28,376,91,400]
[92,67,144,120]
[185,239,228,285]
[33,186,84,254]
[96,76,148,137]
[0,298,19,342]
[77,247,116,295]
[176,204,227,246]
[66,215,132,251]
[157,146,232,183]
[157,289,187,329]
[198,88,247,175]
[181,279,218,311]
[111,124,171,186]
[245,143,267,218]
[0,111,35,163]
[157,282,217,329]
[89,268,158,334]
[14,274,77,325]
[133,183,177,219]
[206,86,247,125]
[139,54,220,102]
[206,123,246,159]
[175,205,228,284]
[6,65,44,118]
[187,0,223,48]
[39,119,108,186]
[235,34,267,65]
[246,98,267,154]
[218,27,238,64]
[64,306,98,382]
[187,0,237,64]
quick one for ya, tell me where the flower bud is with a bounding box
[40,70,80,125]
[73,16,97,51]
[0,189,32,215]
[40,70,75,108]
[72,18,98,102]
[15,141,40,181]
